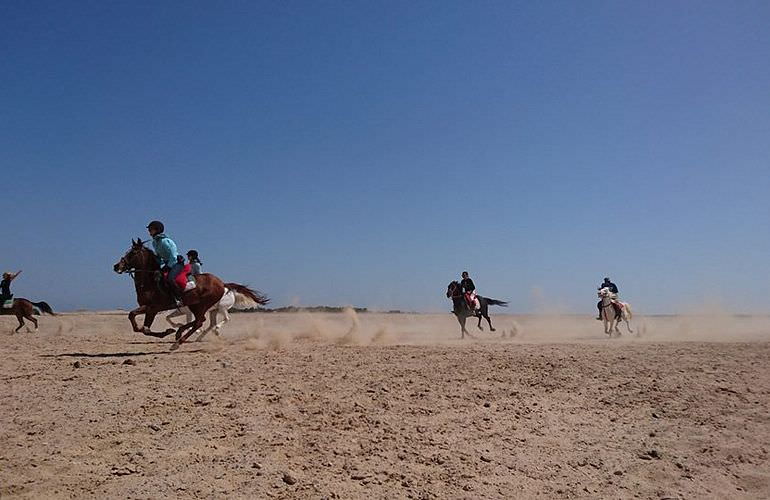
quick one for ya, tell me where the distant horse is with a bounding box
[598,287,633,336]
[166,283,268,341]
[113,239,268,350]
[0,299,55,333]
[446,281,508,338]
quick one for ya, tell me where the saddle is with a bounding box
[612,301,624,318]
[2,299,14,309]
[156,271,199,306]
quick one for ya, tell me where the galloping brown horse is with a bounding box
[1,299,55,333]
[113,239,266,350]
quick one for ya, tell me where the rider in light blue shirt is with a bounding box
[146,220,184,303]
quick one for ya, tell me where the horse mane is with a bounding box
[131,240,160,270]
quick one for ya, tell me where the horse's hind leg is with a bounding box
[175,318,196,342]
[216,309,230,336]
[194,311,215,342]
[26,315,38,333]
[624,315,634,334]
[172,313,206,351]
[15,315,24,333]
[484,313,495,332]
[477,314,484,331]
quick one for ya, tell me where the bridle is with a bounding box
[116,246,158,293]
[447,281,464,299]
[598,290,616,309]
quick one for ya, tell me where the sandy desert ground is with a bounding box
[1,310,769,499]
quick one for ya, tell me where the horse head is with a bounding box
[113,238,155,274]
[446,281,461,298]
[597,287,611,299]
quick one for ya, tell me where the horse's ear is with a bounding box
[131,238,136,245]
[136,238,143,246]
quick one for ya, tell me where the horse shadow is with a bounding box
[41,348,204,359]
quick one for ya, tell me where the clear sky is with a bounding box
[2,1,769,313]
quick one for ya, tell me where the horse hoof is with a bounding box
[165,328,175,335]
[490,328,496,332]
[170,342,180,351]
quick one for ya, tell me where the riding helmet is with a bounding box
[147,220,165,233]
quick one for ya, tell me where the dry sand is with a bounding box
[1,311,769,499]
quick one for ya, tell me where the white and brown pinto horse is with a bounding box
[166,284,268,341]
[598,287,633,336]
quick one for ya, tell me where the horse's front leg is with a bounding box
[477,314,484,331]
[457,315,467,339]
[485,314,495,332]
[128,305,148,332]
[140,309,176,338]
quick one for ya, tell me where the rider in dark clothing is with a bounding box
[599,278,618,294]
[597,277,619,319]
[460,275,476,294]
[461,271,479,311]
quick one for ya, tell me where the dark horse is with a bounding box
[446,281,508,338]
[113,239,268,351]
[0,299,55,333]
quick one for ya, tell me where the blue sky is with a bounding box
[2,1,769,313]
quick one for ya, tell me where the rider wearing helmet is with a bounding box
[146,221,185,304]
[461,271,480,312]
[596,277,619,320]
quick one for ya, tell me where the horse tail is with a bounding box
[485,298,508,307]
[32,301,56,315]
[224,283,269,308]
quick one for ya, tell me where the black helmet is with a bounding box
[462,271,469,277]
[146,220,164,233]
[187,249,199,259]
[603,277,611,282]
